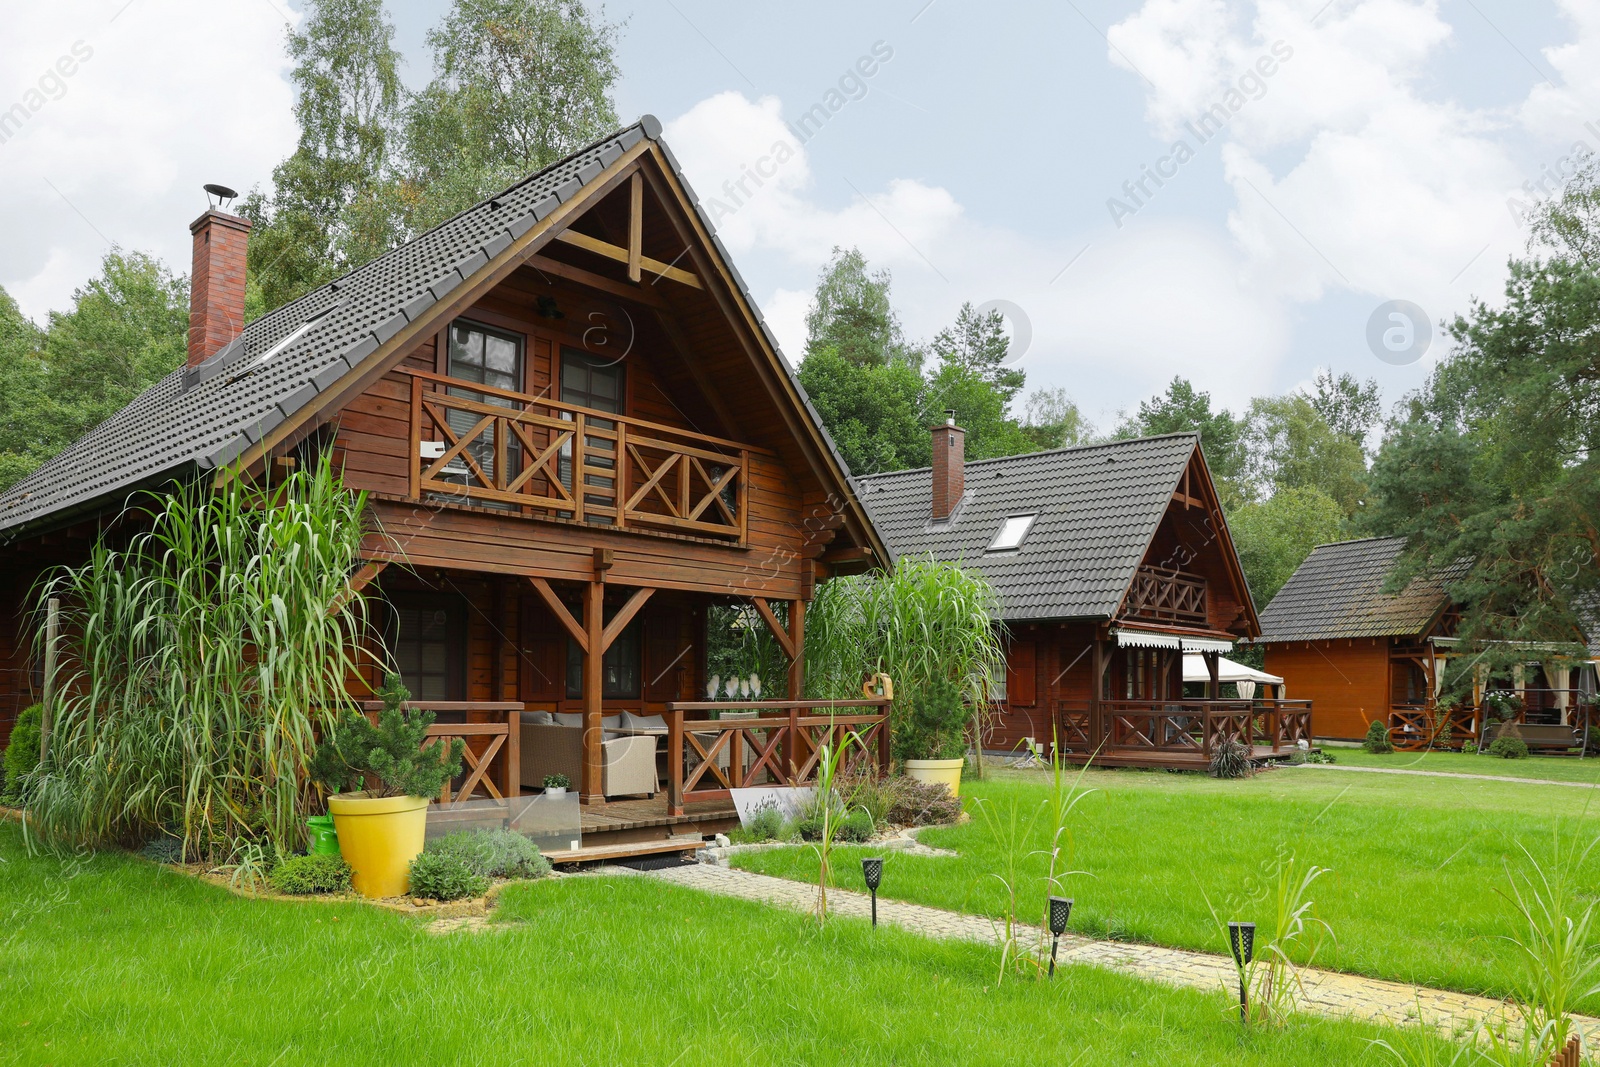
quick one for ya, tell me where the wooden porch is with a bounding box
[1055,698,1315,769]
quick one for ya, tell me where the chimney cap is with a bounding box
[203,183,239,210]
[945,409,957,426]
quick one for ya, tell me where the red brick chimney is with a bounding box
[931,410,965,521]
[188,208,251,367]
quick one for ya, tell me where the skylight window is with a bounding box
[987,513,1036,552]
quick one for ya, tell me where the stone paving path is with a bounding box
[643,862,1600,1042]
[1291,764,1600,789]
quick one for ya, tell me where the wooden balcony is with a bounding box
[1124,565,1208,626]
[402,367,755,543]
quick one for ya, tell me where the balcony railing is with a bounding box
[1124,565,1207,626]
[1057,698,1313,759]
[402,368,754,543]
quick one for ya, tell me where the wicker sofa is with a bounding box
[518,713,659,798]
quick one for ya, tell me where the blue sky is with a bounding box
[2,1,1594,427]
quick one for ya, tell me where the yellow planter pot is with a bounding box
[327,793,430,899]
[903,757,965,797]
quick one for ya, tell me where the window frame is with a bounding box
[986,513,1038,552]
[384,592,468,703]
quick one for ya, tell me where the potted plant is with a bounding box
[543,773,570,796]
[309,674,464,899]
[897,676,970,797]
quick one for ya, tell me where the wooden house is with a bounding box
[0,117,892,856]
[856,420,1308,769]
[1253,536,1597,747]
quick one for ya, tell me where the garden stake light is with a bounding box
[1228,921,1256,1023]
[1047,896,1073,978]
[862,857,884,926]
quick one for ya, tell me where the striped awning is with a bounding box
[1112,628,1233,653]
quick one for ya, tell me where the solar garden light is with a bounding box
[1228,921,1256,1023]
[861,857,884,926]
[1046,896,1073,978]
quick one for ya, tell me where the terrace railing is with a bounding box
[1123,565,1208,626]
[402,368,755,543]
[662,698,892,816]
[1056,698,1313,761]
[358,700,524,804]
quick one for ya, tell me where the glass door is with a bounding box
[558,346,624,523]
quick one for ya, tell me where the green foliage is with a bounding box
[795,344,928,475]
[542,773,569,790]
[1116,376,1247,505]
[407,848,489,901]
[804,557,1005,760]
[270,853,354,895]
[1488,735,1530,760]
[310,674,465,799]
[1228,485,1345,608]
[138,835,186,865]
[703,602,789,697]
[793,805,873,844]
[1308,369,1382,445]
[0,254,187,491]
[1020,387,1095,451]
[928,302,1025,407]
[20,457,370,860]
[1363,720,1394,754]
[1245,394,1369,517]
[427,828,551,880]
[894,674,969,762]
[1498,826,1600,1050]
[729,804,784,844]
[803,247,912,368]
[1286,748,1336,765]
[1208,739,1253,779]
[1461,741,1478,755]
[1,704,42,804]
[1203,847,1332,1027]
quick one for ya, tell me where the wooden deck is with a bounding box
[541,795,740,865]
[1060,744,1292,770]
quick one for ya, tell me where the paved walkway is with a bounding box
[644,862,1600,1042]
[1292,763,1600,789]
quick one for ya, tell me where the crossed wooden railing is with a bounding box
[1124,565,1208,626]
[358,700,523,804]
[1056,699,1313,760]
[662,698,893,816]
[403,368,754,542]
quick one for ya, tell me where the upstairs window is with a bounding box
[987,514,1037,552]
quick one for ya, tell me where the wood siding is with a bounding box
[1262,638,1391,740]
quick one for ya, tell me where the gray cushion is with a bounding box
[553,712,582,728]
[601,714,621,730]
[525,710,554,725]
[621,711,667,734]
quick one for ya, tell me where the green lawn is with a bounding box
[733,766,1600,1014]
[1328,748,1600,784]
[0,824,1439,1066]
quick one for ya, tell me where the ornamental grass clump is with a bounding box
[19,456,371,861]
[1209,739,1253,779]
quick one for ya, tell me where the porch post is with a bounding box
[1205,650,1220,700]
[785,597,805,780]
[581,580,604,804]
[1090,635,1106,749]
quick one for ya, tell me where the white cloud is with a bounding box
[0,0,300,322]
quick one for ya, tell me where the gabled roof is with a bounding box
[1254,536,1469,643]
[856,433,1207,622]
[0,117,882,562]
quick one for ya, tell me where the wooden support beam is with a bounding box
[627,171,643,283]
[522,255,669,310]
[594,547,614,581]
[582,580,604,804]
[787,598,806,699]
[554,229,702,289]
[328,560,389,618]
[602,586,654,653]
[528,576,587,653]
[751,596,797,660]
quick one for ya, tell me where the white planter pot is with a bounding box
[903,757,965,797]
[545,786,568,796]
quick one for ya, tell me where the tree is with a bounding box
[1244,394,1368,518]
[927,302,1024,406]
[402,0,623,232]
[0,286,47,490]
[1116,377,1247,503]
[243,0,405,314]
[922,361,1035,461]
[1021,387,1094,451]
[1366,254,1600,662]
[1308,369,1381,446]
[804,247,911,368]
[1227,485,1344,607]
[796,346,927,475]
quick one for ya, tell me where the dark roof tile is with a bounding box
[1254,536,1466,642]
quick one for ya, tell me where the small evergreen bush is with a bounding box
[428,829,550,880]
[1363,720,1394,754]
[894,675,969,762]
[309,674,465,798]
[1,704,43,804]
[1487,735,1529,760]
[1208,739,1253,779]
[270,854,353,895]
[730,804,784,844]
[408,849,488,901]
[1461,741,1478,755]
[139,835,187,864]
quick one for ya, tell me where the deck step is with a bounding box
[542,833,706,866]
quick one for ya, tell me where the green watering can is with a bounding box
[306,815,340,856]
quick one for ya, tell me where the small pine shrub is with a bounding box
[408,850,489,901]
[1,704,43,804]
[1363,719,1394,754]
[270,854,353,895]
[1487,735,1529,760]
[1208,739,1253,779]
[730,804,784,844]
[309,674,464,798]
[428,829,551,880]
